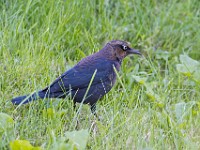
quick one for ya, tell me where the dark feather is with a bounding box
[11,40,141,115]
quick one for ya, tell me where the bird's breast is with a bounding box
[112,61,121,72]
[107,61,121,86]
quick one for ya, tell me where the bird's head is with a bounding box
[104,40,141,62]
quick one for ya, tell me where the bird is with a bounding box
[11,40,141,115]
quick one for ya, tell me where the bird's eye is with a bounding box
[122,45,128,51]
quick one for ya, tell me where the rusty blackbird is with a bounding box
[11,40,141,114]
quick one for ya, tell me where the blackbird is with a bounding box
[11,40,141,114]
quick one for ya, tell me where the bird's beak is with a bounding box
[128,48,141,55]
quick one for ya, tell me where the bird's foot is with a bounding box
[90,118,98,136]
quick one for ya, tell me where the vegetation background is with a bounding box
[0,0,200,149]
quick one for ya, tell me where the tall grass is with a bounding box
[0,0,200,149]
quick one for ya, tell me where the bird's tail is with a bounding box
[11,91,45,105]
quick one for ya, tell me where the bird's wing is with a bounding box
[45,59,114,93]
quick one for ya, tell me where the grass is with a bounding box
[0,0,200,149]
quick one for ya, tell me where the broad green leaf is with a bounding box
[175,101,196,123]
[145,89,160,102]
[0,112,14,134]
[10,140,41,150]
[175,102,186,123]
[179,54,199,67]
[176,64,192,77]
[176,54,200,80]
[155,50,170,61]
[50,136,74,150]
[50,129,89,150]
[132,75,147,85]
[55,143,73,150]
[65,129,89,150]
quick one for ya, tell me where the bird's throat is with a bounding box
[116,57,122,65]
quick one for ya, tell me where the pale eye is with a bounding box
[122,45,128,51]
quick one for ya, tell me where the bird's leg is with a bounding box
[90,103,97,117]
[90,103,99,135]
[73,101,79,129]
[73,101,77,111]
[90,103,100,121]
